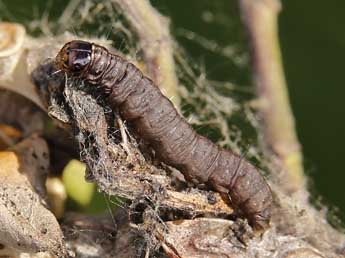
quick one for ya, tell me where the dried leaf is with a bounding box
[63,213,117,258]
[10,135,49,199]
[0,124,22,149]
[0,89,45,138]
[0,137,66,257]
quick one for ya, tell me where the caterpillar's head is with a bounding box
[56,40,92,76]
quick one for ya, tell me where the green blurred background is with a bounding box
[1,0,344,221]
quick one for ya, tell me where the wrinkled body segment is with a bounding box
[56,40,273,231]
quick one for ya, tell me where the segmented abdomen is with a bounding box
[88,44,273,230]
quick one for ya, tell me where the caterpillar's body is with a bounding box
[56,40,273,231]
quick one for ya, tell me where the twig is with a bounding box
[238,0,305,192]
[111,0,180,105]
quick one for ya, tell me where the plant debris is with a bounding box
[0,135,66,257]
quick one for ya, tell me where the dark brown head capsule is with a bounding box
[56,40,119,90]
[56,40,93,76]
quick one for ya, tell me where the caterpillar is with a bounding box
[55,40,273,231]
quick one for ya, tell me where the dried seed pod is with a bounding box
[55,40,273,230]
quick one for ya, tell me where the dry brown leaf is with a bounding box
[62,213,117,258]
[0,137,66,257]
[9,135,50,199]
[0,124,22,149]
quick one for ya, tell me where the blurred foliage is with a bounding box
[279,0,345,223]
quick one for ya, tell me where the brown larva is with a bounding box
[55,40,273,231]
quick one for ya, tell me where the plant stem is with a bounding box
[112,0,180,105]
[239,0,305,192]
